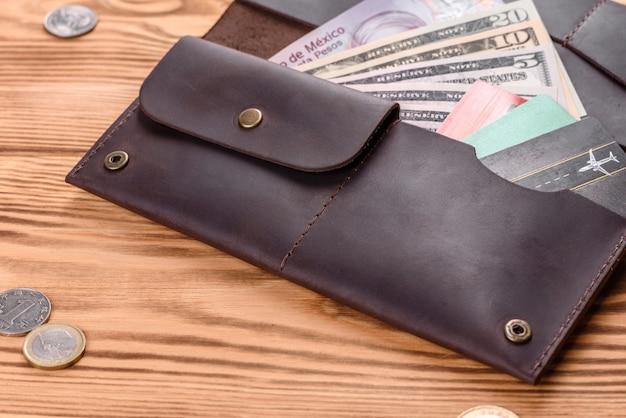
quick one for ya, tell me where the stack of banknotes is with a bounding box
[270,0,586,150]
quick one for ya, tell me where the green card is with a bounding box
[464,95,576,158]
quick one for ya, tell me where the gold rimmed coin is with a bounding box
[457,405,520,418]
[23,323,86,370]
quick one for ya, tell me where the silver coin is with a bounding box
[457,405,520,418]
[0,288,51,337]
[23,323,86,370]
[43,5,98,38]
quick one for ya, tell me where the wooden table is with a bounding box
[2,1,626,417]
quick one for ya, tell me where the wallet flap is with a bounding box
[139,36,399,172]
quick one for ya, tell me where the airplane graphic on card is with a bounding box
[578,149,620,176]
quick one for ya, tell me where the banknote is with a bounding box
[399,104,451,131]
[351,81,558,132]
[347,81,559,107]
[269,0,504,68]
[317,20,552,80]
[331,46,575,114]
[330,46,560,88]
[297,0,541,77]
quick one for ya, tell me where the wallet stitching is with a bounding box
[279,148,375,271]
[68,101,140,176]
[563,0,607,46]
[531,231,626,374]
[279,119,398,271]
[279,173,353,271]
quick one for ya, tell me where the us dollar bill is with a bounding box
[297,0,541,77]
[349,82,559,131]
[330,46,560,89]
[347,81,560,106]
[318,20,552,80]
[399,104,451,132]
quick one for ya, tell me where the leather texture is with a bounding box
[533,0,600,40]
[533,0,626,144]
[140,38,398,172]
[557,45,626,144]
[534,0,626,87]
[66,36,626,383]
[203,1,310,59]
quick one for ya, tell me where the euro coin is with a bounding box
[23,323,86,370]
[43,5,98,38]
[0,288,51,337]
[457,405,520,418]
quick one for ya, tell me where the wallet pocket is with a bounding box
[480,117,626,217]
[67,36,626,383]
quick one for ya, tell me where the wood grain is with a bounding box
[3,1,626,417]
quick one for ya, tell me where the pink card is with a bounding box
[436,80,527,140]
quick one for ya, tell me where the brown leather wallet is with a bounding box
[66,35,626,383]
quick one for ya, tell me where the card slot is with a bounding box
[479,117,626,217]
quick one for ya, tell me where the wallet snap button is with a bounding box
[104,151,129,171]
[504,319,532,344]
[238,108,263,129]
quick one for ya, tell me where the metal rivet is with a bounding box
[238,108,263,129]
[104,151,129,171]
[504,319,532,344]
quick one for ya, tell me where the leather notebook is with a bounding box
[66,1,626,383]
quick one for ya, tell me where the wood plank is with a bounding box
[2,0,626,417]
